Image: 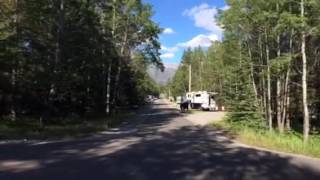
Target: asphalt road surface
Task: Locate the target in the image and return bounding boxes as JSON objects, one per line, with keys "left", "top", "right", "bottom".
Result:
{"left": 1, "top": 99, "right": 320, "bottom": 180}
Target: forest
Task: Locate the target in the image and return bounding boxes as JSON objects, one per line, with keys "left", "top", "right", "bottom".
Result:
{"left": 0, "top": 0, "right": 162, "bottom": 129}
{"left": 169, "top": 0, "right": 320, "bottom": 144}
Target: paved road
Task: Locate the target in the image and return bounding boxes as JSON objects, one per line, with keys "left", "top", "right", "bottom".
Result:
{"left": 1, "top": 100, "right": 320, "bottom": 180}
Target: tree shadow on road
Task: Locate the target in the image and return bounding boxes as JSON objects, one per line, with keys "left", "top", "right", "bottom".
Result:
{"left": 0, "top": 105, "right": 320, "bottom": 180}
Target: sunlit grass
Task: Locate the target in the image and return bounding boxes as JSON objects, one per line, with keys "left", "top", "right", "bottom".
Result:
{"left": 212, "top": 121, "right": 320, "bottom": 158}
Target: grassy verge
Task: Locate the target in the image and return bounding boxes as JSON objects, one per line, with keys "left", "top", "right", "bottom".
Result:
{"left": 211, "top": 121, "right": 320, "bottom": 158}
{"left": 0, "top": 111, "right": 136, "bottom": 140}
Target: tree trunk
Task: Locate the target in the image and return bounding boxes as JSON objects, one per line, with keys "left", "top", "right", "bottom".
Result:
{"left": 106, "top": 63, "right": 112, "bottom": 114}
{"left": 56, "top": 0, "right": 64, "bottom": 70}
{"left": 105, "top": 0, "right": 117, "bottom": 115}
{"left": 276, "top": 38, "right": 283, "bottom": 132}
{"left": 200, "top": 58, "right": 203, "bottom": 91}
{"left": 10, "top": 69, "right": 16, "bottom": 122}
{"left": 188, "top": 64, "right": 192, "bottom": 92}
{"left": 113, "top": 17, "right": 128, "bottom": 106}
{"left": 283, "top": 80, "right": 291, "bottom": 130}
{"left": 282, "top": 29, "right": 294, "bottom": 131}
{"left": 259, "top": 35, "right": 267, "bottom": 120}
{"left": 235, "top": 40, "right": 242, "bottom": 95}
{"left": 301, "top": 0, "right": 310, "bottom": 144}
{"left": 276, "top": 3, "right": 284, "bottom": 133}
{"left": 50, "top": 0, "right": 64, "bottom": 103}
{"left": 265, "top": 27, "right": 272, "bottom": 131}
{"left": 10, "top": 0, "right": 20, "bottom": 122}
{"left": 86, "top": 74, "right": 91, "bottom": 113}
{"left": 285, "top": 91, "right": 291, "bottom": 131}
{"left": 248, "top": 46, "right": 258, "bottom": 105}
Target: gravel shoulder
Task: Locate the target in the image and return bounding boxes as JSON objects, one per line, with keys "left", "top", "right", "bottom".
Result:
{"left": 183, "top": 111, "right": 226, "bottom": 126}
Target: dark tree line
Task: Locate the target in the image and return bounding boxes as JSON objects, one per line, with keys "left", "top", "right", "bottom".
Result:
{"left": 0, "top": 0, "right": 162, "bottom": 122}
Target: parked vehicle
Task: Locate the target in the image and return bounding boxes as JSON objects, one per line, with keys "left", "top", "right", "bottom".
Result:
{"left": 186, "top": 91, "right": 217, "bottom": 111}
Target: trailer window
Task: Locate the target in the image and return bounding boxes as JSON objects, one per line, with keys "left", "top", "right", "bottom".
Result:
{"left": 195, "top": 94, "right": 201, "bottom": 97}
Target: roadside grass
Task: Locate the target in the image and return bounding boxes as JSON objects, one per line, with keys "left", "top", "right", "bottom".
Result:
{"left": 0, "top": 111, "right": 136, "bottom": 140}
{"left": 211, "top": 120, "right": 320, "bottom": 158}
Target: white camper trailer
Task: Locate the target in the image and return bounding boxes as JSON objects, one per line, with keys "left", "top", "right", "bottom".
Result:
{"left": 186, "top": 91, "right": 217, "bottom": 111}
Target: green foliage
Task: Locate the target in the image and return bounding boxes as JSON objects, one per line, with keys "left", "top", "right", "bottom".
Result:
{"left": 217, "top": 0, "right": 320, "bottom": 145}
{"left": 170, "top": 0, "right": 320, "bottom": 138}
{"left": 269, "top": 53, "right": 291, "bottom": 74}
{"left": 0, "top": 0, "right": 162, "bottom": 122}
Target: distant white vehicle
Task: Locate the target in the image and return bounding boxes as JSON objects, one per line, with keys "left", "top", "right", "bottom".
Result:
{"left": 186, "top": 91, "right": 217, "bottom": 111}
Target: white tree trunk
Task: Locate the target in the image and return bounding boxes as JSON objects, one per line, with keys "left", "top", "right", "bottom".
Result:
{"left": 276, "top": 36, "right": 283, "bottom": 132}
{"left": 265, "top": 28, "right": 272, "bottom": 131}
{"left": 301, "top": 0, "right": 310, "bottom": 144}
{"left": 105, "top": 0, "right": 117, "bottom": 115}
{"left": 276, "top": 3, "right": 284, "bottom": 133}
{"left": 106, "top": 64, "right": 112, "bottom": 114}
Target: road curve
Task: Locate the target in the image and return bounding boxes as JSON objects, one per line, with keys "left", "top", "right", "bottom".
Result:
{"left": 1, "top": 99, "right": 320, "bottom": 180}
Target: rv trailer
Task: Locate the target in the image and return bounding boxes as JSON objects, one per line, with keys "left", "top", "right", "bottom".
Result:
{"left": 186, "top": 91, "right": 218, "bottom": 111}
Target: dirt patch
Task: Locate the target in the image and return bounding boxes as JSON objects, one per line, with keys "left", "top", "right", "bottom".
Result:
{"left": 183, "top": 111, "right": 226, "bottom": 126}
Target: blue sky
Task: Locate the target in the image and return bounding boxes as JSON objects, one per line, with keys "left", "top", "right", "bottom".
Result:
{"left": 143, "top": 0, "right": 228, "bottom": 68}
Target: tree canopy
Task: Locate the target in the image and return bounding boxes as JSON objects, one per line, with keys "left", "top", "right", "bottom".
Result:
{"left": 169, "top": 0, "right": 320, "bottom": 143}
{"left": 0, "top": 0, "right": 162, "bottom": 122}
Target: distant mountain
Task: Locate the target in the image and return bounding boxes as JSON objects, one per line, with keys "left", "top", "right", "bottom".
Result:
{"left": 147, "top": 64, "right": 178, "bottom": 85}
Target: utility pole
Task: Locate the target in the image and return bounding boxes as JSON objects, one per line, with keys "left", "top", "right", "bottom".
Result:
{"left": 188, "top": 64, "right": 192, "bottom": 92}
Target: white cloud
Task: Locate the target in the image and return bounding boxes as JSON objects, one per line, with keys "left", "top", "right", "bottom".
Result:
{"left": 221, "top": 5, "right": 230, "bottom": 11}
{"left": 179, "top": 3, "right": 224, "bottom": 49}
{"left": 163, "top": 28, "right": 175, "bottom": 34}
{"left": 161, "top": 45, "right": 178, "bottom": 53}
{"left": 160, "top": 53, "right": 175, "bottom": 59}
{"left": 160, "top": 45, "right": 179, "bottom": 59}
{"left": 183, "top": 3, "right": 222, "bottom": 36}
{"left": 177, "top": 34, "right": 218, "bottom": 48}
